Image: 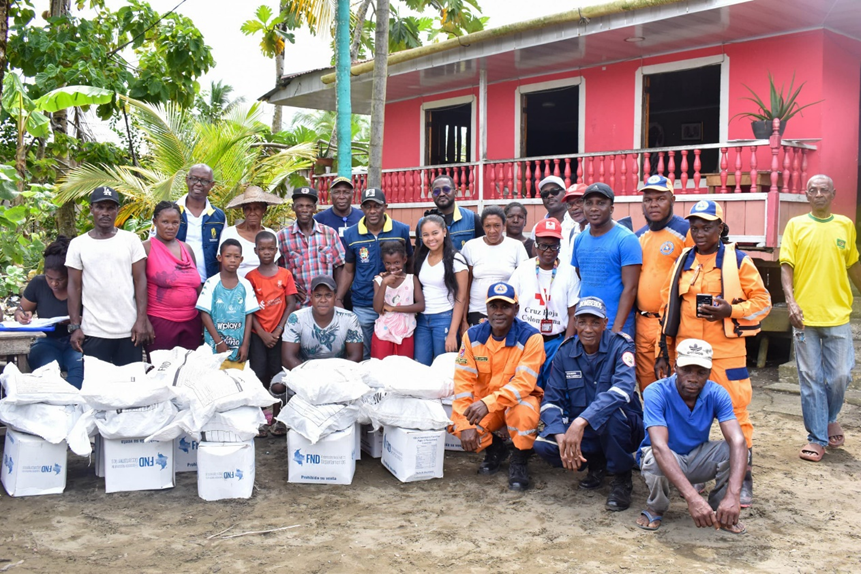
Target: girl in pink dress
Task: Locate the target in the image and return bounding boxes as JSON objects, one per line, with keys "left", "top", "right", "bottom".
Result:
{"left": 371, "top": 241, "right": 425, "bottom": 358}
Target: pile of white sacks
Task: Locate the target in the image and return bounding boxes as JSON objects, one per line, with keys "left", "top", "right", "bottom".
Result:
{"left": 275, "top": 353, "right": 457, "bottom": 484}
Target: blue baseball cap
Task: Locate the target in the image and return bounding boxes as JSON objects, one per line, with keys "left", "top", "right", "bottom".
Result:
{"left": 486, "top": 282, "right": 518, "bottom": 305}
{"left": 574, "top": 296, "right": 608, "bottom": 319}
{"left": 686, "top": 199, "right": 724, "bottom": 222}
{"left": 640, "top": 174, "right": 673, "bottom": 194}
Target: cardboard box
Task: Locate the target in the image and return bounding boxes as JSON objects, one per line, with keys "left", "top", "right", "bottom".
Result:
{"left": 360, "top": 424, "right": 383, "bottom": 458}
{"left": 94, "top": 435, "right": 104, "bottom": 478}
{"left": 287, "top": 426, "right": 356, "bottom": 485}
{"left": 381, "top": 426, "right": 445, "bottom": 483}
{"left": 1, "top": 429, "right": 67, "bottom": 497}
{"left": 353, "top": 423, "right": 361, "bottom": 461}
{"left": 197, "top": 440, "right": 255, "bottom": 501}
{"left": 441, "top": 404, "right": 463, "bottom": 452}
{"left": 102, "top": 437, "right": 175, "bottom": 493}
{"left": 174, "top": 433, "right": 199, "bottom": 473}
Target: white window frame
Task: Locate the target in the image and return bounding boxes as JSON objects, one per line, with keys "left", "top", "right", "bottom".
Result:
{"left": 419, "top": 95, "right": 477, "bottom": 167}
{"left": 633, "top": 54, "right": 730, "bottom": 149}
{"left": 514, "top": 76, "right": 585, "bottom": 158}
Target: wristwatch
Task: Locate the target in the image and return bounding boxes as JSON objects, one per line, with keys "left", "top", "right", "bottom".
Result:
{"left": 67, "top": 323, "right": 81, "bottom": 333}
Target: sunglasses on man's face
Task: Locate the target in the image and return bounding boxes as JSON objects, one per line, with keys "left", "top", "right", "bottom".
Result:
{"left": 540, "top": 187, "right": 563, "bottom": 198}
{"left": 432, "top": 185, "right": 454, "bottom": 197}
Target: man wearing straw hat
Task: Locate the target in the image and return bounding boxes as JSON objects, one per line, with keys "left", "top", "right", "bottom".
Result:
{"left": 219, "top": 186, "right": 284, "bottom": 279}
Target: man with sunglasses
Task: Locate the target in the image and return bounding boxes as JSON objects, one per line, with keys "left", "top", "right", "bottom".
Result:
{"left": 531, "top": 176, "right": 575, "bottom": 267}
{"left": 414, "top": 174, "right": 482, "bottom": 251}
{"left": 174, "top": 164, "right": 226, "bottom": 283}
{"left": 507, "top": 218, "right": 580, "bottom": 388}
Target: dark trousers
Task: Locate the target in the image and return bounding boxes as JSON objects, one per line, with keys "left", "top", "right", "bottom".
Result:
{"left": 82, "top": 336, "right": 143, "bottom": 366}
{"left": 534, "top": 408, "right": 644, "bottom": 474}
{"left": 249, "top": 332, "right": 283, "bottom": 389}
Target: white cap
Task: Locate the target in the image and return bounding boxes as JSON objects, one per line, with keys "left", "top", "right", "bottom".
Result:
{"left": 538, "top": 175, "right": 565, "bottom": 190}
{"left": 676, "top": 339, "right": 713, "bottom": 369}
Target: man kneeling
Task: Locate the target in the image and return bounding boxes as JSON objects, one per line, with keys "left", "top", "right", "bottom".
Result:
{"left": 534, "top": 296, "right": 644, "bottom": 511}
{"left": 449, "top": 283, "right": 546, "bottom": 491}
{"left": 636, "top": 339, "right": 747, "bottom": 534}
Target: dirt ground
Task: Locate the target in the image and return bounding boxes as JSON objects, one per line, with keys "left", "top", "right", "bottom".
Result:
{"left": 1, "top": 367, "right": 860, "bottom": 574}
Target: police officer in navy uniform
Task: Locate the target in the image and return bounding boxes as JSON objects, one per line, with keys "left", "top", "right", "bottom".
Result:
{"left": 534, "top": 296, "right": 644, "bottom": 512}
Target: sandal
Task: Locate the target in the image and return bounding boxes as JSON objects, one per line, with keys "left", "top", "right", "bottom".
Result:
{"left": 256, "top": 425, "right": 269, "bottom": 438}
{"left": 799, "top": 443, "right": 824, "bottom": 462}
{"left": 636, "top": 510, "right": 663, "bottom": 531}
{"left": 269, "top": 421, "right": 288, "bottom": 437}
{"left": 828, "top": 422, "right": 845, "bottom": 448}
{"left": 719, "top": 522, "right": 747, "bottom": 535}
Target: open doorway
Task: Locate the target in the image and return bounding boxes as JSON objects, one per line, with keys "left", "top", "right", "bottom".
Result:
{"left": 520, "top": 85, "right": 580, "bottom": 157}
{"left": 425, "top": 103, "right": 472, "bottom": 165}
{"left": 642, "top": 64, "right": 721, "bottom": 176}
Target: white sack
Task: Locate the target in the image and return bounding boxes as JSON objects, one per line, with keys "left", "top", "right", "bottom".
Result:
{"left": 276, "top": 395, "right": 359, "bottom": 444}
{"left": 94, "top": 401, "right": 179, "bottom": 440}
{"left": 375, "top": 356, "right": 454, "bottom": 400}
{"left": 145, "top": 409, "right": 197, "bottom": 443}
{"left": 355, "top": 390, "right": 386, "bottom": 425}
{"left": 174, "top": 367, "right": 275, "bottom": 428}
{"left": 147, "top": 347, "right": 195, "bottom": 386}
{"left": 0, "top": 402, "right": 80, "bottom": 444}
{"left": 284, "top": 359, "right": 369, "bottom": 405}
{"left": 430, "top": 353, "right": 457, "bottom": 394}
{"left": 80, "top": 356, "right": 173, "bottom": 409}
{"left": 0, "top": 361, "right": 82, "bottom": 406}
{"left": 200, "top": 406, "right": 266, "bottom": 443}
{"left": 357, "top": 358, "right": 384, "bottom": 389}
{"left": 364, "top": 394, "right": 451, "bottom": 431}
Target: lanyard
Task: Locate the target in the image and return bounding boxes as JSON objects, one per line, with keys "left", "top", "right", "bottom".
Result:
{"left": 536, "top": 258, "right": 559, "bottom": 319}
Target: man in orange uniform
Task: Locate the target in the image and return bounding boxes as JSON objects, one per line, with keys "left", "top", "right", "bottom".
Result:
{"left": 634, "top": 175, "right": 693, "bottom": 391}
{"left": 656, "top": 200, "right": 771, "bottom": 507}
{"left": 450, "top": 282, "right": 546, "bottom": 492}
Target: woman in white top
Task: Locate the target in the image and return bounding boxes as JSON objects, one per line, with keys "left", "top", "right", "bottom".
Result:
{"left": 413, "top": 214, "right": 468, "bottom": 366}
{"left": 461, "top": 205, "right": 529, "bottom": 328}
{"left": 219, "top": 186, "right": 282, "bottom": 279}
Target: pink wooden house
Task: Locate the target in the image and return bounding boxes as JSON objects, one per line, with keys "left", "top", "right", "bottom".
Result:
{"left": 264, "top": 0, "right": 861, "bottom": 259}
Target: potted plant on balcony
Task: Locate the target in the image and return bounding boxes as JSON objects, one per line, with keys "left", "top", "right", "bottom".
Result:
{"left": 733, "top": 73, "right": 822, "bottom": 139}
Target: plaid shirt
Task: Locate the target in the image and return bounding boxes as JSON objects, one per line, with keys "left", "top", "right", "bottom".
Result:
{"left": 277, "top": 221, "right": 346, "bottom": 306}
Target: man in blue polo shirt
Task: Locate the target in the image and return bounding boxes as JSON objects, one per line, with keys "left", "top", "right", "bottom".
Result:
{"left": 314, "top": 176, "right": 363, "bottom": 238}
{"left": 337, "top": 188, "right": 413, "bottom": 359}
{"left": 636, "top": 339, "right": 747, "bottom": 534}
{"left": 414, "top": 173, "right": 482, "bottom": 251}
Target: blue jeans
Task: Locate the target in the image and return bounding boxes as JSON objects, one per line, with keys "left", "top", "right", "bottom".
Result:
{"left": 352, "top": 306, "right": 379, "bottom": 361}
{"left": 414, "top": 310, "right": 453, "bottom": 366}
{"left": 794, "top": 323, "right": 855, "bottom": 447}
{"left": 28, "top": 336, "right": 84, "bottom": 389}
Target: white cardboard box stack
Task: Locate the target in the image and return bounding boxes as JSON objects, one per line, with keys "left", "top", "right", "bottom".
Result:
{"left": 287, "top": 425, "right": 356, "bottom": 485}
{"left": 360, "top": 424, "right": 383, "bottom": 458}
{"left": 381, "top": 426, "right": 445, "bottom": 483}
{"left": 102, "top": 437, "right": 176, "bottom": 493}
{"left": 1, "top": 428, "right": 67, "bottom": 497}
{"left": 441, "top": 403, "right": 463, "bottom": 452}
{"left": 197, "top": 440, "right": 255, "bottom": 501}
{"left": 174, "top": 433, "right": 199, "bottom": 473}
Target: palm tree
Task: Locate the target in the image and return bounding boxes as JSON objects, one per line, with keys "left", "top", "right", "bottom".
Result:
{"left": 196, "top": 80, "right": 245, "bottom": 123}
{"left": 56, "top": 96, "right": 315, "bottom": 228}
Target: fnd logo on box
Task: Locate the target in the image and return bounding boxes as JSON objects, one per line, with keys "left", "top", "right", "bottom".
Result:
{"left": 292, "top": 449, "right": 320, "bottom": 466}
{"left": 384, "top": 436, "right": 392, "bottom": 453}
{"left": 178, "top": 437, "right": 198, "bottom": 453}
{"left": 40, "top": 464, "right": 62, "bottom": 475}
{"left": 3, "top": 453, "right": 13, "bottom": 474}
{"left": 222, "top": 469, "right": 244, "bottom": 480}
{"left": 139, "top": 453, "right": 169, "bottom": 469}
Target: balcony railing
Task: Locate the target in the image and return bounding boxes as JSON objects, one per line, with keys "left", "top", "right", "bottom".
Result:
{"left": 310, "top": 126, "right": 816, "bottom": 205}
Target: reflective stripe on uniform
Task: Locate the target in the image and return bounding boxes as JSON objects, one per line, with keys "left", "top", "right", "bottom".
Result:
{"left": 515, "top": 365, "right": 539, "bottom": 378}
{"left": 609, "top": 386, "right": 630, "bottom": 402}
{"left": 453, "top": 391, "right": 474, "bottom": 400}
{"left": 540, "top": 403, "right": 564, "bottom": 413}
{"left": 743, "top": 305, "right": 772, "bottom": 321}
{"left": 502, "top": 383, "right": 522, "bottom": 401}
{"left": 456, "top": 365, "right": 478, "bottom": 375}
{"left": 507, "top": 425, "right": 537, "bottom": 436}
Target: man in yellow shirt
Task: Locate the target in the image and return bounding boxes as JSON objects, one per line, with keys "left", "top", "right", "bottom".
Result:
{"left": 780, "top": 174, "right": 861, "bottom": 463}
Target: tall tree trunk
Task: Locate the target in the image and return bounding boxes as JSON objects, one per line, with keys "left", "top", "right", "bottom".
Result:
{"left": 0, "top": 0, "right": 10, "bottom": 102}
{"left": 335, "top": 0, "right": 352, "bottom": 177}
{"left": 51, "top": 0, "right": 76, "bottom": 238}
{"left": 272, "top": 49, "right": 284, "bottom": 133}
{"left": 350, "top": 0, "right": 372, "bottom": 62}
{"left": 367, "top": 0, "right": 388, "bottom": 189}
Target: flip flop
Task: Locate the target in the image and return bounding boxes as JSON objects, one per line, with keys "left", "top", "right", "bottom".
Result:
{"left": 799, "top": 443, "right": 824, "bottom": 462}
{"left": 256, "top": 425, "right": 269, "bottom": 438}
{"left": 637, "top": 510, "right": 663, "bottom": 531}
{"left": 828, "top": 422, "right": 845, "bottom": 448}
{"left": 269, "top": 421, "right": 288, "bottom": 437}
{"left": 719, "top": 522, "right": 747, "bottom": 535}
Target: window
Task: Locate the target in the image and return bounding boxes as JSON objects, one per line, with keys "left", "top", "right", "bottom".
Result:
{"left": 425, "top": 103, "right": 472, "bottom": 165}
{"left": 520, "top": 85, "right": 580, "bottom": 157}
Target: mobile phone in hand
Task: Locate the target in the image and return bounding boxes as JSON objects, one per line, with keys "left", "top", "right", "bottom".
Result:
{"left": 696, "top": 294, "right": 713, "bottom": 318}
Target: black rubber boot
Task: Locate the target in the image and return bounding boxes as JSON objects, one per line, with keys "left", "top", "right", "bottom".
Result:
{"left": 508, "top": 448, "right": 532, "bottom": 491}
{"left": 605, "top": 469, "right": 634, "bottom": 511}
{"left": 579, "top": 461, "right": 607, "bottom": 490}
{"left": 740, "top": 448, "right": 753, "bottom": 508}
{"left": 478, "top": 437, "right": 509, "bottom": 475}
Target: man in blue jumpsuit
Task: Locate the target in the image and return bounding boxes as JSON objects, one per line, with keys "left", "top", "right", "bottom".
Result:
{"left": 534, "top": 296, "right": 644, "bottom": 511}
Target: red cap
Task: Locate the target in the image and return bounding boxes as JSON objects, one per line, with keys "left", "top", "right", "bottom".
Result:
{"left": 564, "top": 183, "right": 587, "bottom": 201}
{"left": 534, "top": 217, "right": 563, "bottom": 239}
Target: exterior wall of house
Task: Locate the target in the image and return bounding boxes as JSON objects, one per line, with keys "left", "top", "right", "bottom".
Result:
{"left": 381, "top": 29, "right": 861, "bottom": 219}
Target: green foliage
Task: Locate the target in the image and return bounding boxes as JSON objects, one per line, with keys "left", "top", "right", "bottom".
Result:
{"left": 194, "top": 80, "right": 246, "bottom": 124}
{"left": 241, "top": 5, "right": 294, "bottom": 58}
{"left": 732, "top": 72, "right": 824, "bottom": 123}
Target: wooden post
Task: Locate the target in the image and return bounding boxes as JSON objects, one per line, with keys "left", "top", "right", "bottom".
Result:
{"left": 766, "top": 118, "right": 781, "bottom": 248}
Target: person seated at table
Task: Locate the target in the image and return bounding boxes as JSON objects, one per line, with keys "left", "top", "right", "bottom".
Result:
{"left": 270, "top": 275, "right": 363, "bottom": 396}
{"left": 14, "top": 236, "right": 83, "bottom": 388}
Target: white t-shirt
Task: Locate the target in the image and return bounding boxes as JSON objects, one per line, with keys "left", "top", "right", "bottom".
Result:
{"left": 507, "top": 257, "right": 581, "bottom": 336}
{"left": 218, "top": 225, "right": 279, "bottom": 279}
{"left": 461, "top": 237, "right": 529, "bottom": 315}
{"left": 418, "top": 254, "right": 468, "bottom": 315}
{"left": 176, "top": 194, "right": 211, "bottom": 283}
{"left": 65, "top": 230, "right": 147, "bottom": 339}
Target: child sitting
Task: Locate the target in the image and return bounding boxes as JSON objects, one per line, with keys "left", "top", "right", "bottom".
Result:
{"left": 371, "top": 241, "right": 424, "bottom": 359}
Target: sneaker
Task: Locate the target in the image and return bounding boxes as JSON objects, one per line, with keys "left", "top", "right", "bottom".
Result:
{"left": 478, "top": 439, "right": 509, "bottom": 476}
{"left": 605, "top": 470, "right": 633, "bottom": 512}
{"left": 579, "top": 466, "right": 606, "bottom": 490}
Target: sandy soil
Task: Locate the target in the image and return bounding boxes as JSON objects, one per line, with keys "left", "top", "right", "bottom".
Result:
{"left": 1, "top": 368, "right": 860, "bottom": 574}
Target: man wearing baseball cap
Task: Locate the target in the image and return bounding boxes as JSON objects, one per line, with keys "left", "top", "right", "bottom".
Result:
{"left": 338, "top": 188, "right": 413, "bottom": 359}
{"left": 570, "top": 182, "right": 642, "bottom": 337}
{"left": 636, "top": 339, "right": 747, "bottom": 534}
{"left": 449, "top": 282, "right": 546, "bottom": 491}
{"left": 634, "top": 174, "right": 693, "bottom": 392}
{"left": 530, "top": 176, "right": 576, "bottom": 267}
{"left": 66, "top": 187, "right": 153, "bottom": 365}
{"left": 507, "top": 217, "right": 580, "bottom": 387}
{"left": 535, "top": 296, "right": 643, "bottom": 512}
{"left": 656, "top": 199, "right": 770, "bottom": 508}
{"left": 314, "top": 176, "right": 363, "bottom": 237}
{"left": 564, "top": 183, "right": 588, "bottom": 239}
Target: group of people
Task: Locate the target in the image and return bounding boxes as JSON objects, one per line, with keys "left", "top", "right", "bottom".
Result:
{"left": 14, "top": 161, "right": 857, "bottom": 532}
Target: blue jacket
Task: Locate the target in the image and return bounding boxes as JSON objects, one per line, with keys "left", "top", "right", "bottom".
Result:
{"left": 175, "top": 201, "right": 226, "bottom": 280}
{"left": 342, "top": 214, "right": 414, "bottom": 307}
{"left": 416, "top": 204, "right": 480, "bottom": 251}
{"left": 540, "top": 330, "right": 642, "bottom": 437}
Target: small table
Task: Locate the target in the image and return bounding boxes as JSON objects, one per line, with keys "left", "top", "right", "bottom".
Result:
{"left": 0, "top": 330, "right": 45, "bottom": 372}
